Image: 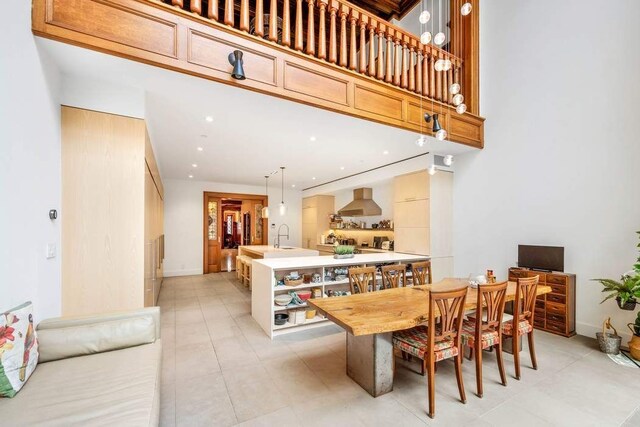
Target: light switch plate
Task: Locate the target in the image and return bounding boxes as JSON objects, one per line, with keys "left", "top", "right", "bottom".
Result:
{"left": 46, "top": 243, "right": 56, "bottom": 259}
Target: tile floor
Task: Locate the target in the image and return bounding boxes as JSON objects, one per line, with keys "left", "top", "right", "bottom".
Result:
{"left": 159, "top": 273, "right": 640, "bottom": 427}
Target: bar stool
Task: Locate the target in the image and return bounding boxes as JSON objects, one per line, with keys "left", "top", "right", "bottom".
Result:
{"left": 381, "top": 264, "right": 407, "bottom": 289}
{"left": 235, "top": 256, "right": 243, "bottom": 279}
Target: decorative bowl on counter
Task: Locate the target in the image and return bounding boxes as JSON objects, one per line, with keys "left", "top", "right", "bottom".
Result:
{"left": 296, "top": 290, "right": 312, "bottom": 301}
{"left": 274, "top": 294, "right": 293, "bottom": 306}
{"left": 284, "top": 277, "right": 304, "bottom": 286}
{"left": 274, "top": 313, "right": 289, "bottom": 325}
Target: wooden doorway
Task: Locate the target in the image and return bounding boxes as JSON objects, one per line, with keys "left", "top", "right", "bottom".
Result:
{"left": 203, "top": 192, "right": 268, "bottom": 274}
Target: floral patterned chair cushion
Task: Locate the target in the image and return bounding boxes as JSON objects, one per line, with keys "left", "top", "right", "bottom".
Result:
{"left": 460, "top": 320, "right": 500, "bottom": 349}
{"left": 392, "top": 325, "right": 459, "bottom": 362}
{"left": 502, "top": 319, "right": 533, "bottom": 336}
{"left": 0, "top": 302, "right": 39, "bottom": 398}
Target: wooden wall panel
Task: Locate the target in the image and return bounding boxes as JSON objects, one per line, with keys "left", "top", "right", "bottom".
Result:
{"left": 354, "top": 85, "right": 404, "bottom": 121}
{"left": 145, "top": 128, "right": 164, "bottom": 198}
{"left": 62, "top": 106, "right": 146, "bottom": 316}
{"left": 48, "top": 0, "right": 178, "bottom": 58}
{"left": 283, "top": 62, "right": 349, "bottom": 105}
{"left": 449, "top": 114, "right": 483, "bottom": 147}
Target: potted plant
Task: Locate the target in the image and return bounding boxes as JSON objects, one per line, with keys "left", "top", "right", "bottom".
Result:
{"left": 593, "top": 231, "right": 640, "bottom": 310}
{"left": 333, "top": 245, "right": 355, "bottom": 259}
{"left": 628, "top": 311, "right": 640, "bottom": 360}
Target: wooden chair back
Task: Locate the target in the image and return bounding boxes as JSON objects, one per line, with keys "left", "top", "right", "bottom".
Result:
{"left": 348, "top": 266, "right": 377, "bottom": 294}
{"left": 429, "top": 287, "right": 468, "bottom": 346}
{"left": 381, "top": 264, "right": 407, "bottom": 289}
{"left": 411, "top": 261, "right": 432, "bottom": 286}
{"left": 514, "top": 276, "right": 539, "bottom": 324}
{"left": 475, "top": 281, "right": 508, "bottom": 335}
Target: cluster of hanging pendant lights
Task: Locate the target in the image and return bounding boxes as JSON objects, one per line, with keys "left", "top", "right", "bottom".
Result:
{"left": 416, "top": 1, "right": 471, "bottom": 147}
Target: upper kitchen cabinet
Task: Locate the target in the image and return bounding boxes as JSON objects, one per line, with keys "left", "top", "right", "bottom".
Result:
{"left": 302, "top": 195, "right": 335, "bottom": 250}
{"left": 394, "top": 170, "right": 430, "bottom": 202}
{"left": 62, "top": 107, "right": 164, "bottom": 316}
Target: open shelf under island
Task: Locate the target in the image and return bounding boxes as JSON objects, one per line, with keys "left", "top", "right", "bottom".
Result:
{"left": 251, "top": 253, "right": 429, "bottom": 338}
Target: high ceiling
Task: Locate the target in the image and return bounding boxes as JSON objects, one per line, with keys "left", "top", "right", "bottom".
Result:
{"left": 39, "top": 38, "right": 474, "bottom": 189}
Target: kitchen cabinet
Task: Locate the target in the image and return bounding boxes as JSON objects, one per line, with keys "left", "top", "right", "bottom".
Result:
{"left": 62, "top": 107, "right": 164, "bottom": 316}
{"left": 393, "top": 170, "right": 453, "bottom": 280}
{"left": 301, "top": 195, "right": 334, "bottom": 249}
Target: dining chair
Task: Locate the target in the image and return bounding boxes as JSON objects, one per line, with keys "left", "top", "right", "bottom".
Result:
{"left": 461, "top": 281, "right": 508, "bottom": 398}
{"left": 392, "top": 286, "right": 468, "bottom": 418}
{"left": 381, "top": 264, "right": 407, "bottom": 289}
{"left": 410, "top": 261, "right": 433, "bottom": 286}
{"left": 503, "top": 276, "right": 539, "bottom": 380}
{"left": 348, "top": 266, "right": 376, "bottom": 294}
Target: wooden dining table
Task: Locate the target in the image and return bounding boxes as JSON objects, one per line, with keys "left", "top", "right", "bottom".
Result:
{"left": 308, "top": 278, "right": 552, "bottom": 397}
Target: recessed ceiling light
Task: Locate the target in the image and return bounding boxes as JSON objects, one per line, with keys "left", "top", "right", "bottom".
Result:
{"left": 197, "top": 147, "right": 203, "bottom": 151}
{"left": 205, "top": 116, "right": 213, "bottom": 122}
{"left": 383, "top": 150, "right": 389, "bottom": 155}
{"left": 192, "top": 163, "right": 198, "bottom": 168}
{"left": 188, "top": 174, "right": 194, "bottom": 178}
{"left": 312, "top": 177, "right": 316, "bottom": 180}
{"left": 340, "top": 166, "right": 345, "bottom": 170}
{"left": 291, "top": 184, "right": 296, "bottom": 188}
{"left": 310, "top": 136, "right": 316, "bottom": 141}
{"left": 200, "top": 134, "right": 208, "bottom": 138}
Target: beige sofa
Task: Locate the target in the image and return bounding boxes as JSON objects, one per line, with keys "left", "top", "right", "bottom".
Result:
{"left": 0, "top": 307, "right": 162, "bottom": 426}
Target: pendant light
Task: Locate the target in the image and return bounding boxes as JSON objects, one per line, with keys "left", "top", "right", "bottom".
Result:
{"left": 278, "top": 166, "right": 286, "bottom": 216}
{"left": 261, "top": 175, "right": 270, "bottom": 219}
{"left": 461, "top": 2, "right": 472, "bottom": 16}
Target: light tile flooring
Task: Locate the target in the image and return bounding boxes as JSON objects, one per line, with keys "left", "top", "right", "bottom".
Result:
{"left": 159, "top": 273, "right": 640, "bottom": 426}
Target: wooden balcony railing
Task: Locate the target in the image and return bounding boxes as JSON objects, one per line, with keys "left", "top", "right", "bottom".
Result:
{"left": 163, "top": 0, "right": 464, "bottom": 107}
{"left": 32, "top": 0, "right": 483, "bottom": 147}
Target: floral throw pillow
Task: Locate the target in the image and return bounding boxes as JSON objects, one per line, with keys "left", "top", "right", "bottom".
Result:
{"left": 0, "top": 302, "right": 39, "bottom": 398}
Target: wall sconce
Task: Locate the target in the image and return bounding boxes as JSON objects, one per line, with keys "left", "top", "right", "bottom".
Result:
{"left": 424, "top": 113, "right": 442, "bottom": 133}
{"left": 228, "top": 50, "right": 246, "bottom": 80}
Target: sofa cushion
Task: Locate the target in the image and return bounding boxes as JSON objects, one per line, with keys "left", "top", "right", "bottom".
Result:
{"left": 0, "top": 302, "right": 39, "bottom": 397}
{"left": 0, "top": 340, "right": 162, "bottom": 426}
{"left": 37, "top": 315, "right": 156, "bottom": 363}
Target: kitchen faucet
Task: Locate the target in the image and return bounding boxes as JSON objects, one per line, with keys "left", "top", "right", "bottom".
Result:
{"left": 274, "top": 223, "right": 290, "bottom": 248}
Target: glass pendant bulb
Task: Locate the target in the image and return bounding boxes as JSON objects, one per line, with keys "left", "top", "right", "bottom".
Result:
{"left": 442, "top": 59, "right": 452, "bottom": 71}
{"left": 428, "top": 164, "right": 437, "bottom": 175}
{"left": 415, "top": 135, "right": 427, "bottom": 147}
{"left": 420, "top": 31, "right": 432, "bottom": 44}
{"left": 436, "top": 129, "right": 447, "bottom": 141}
{"left": 279, "top": 202, "right": 286, "bottom": 216}
{"left": 443, "top": 155, "right": 454, "bottom": 166}
{"left": 434, "top": 59, "right": 445, "bottom": 71}
{"left": 419, "top": 10, "right": 431, "bottom": 24}
{"left": 456, "top": 103, "right": 467, "bottom": 114}
{"left": 449, "top": 83, "right": 461, "bottom": 94}
{"left": 453, "top": 94, "right": 464, "bottom": 106}
{"left": 434, "top": 32, "right": 446, "bottom": 46}
{"left": 461, "top": 2, "right": 472, "bottom": 16}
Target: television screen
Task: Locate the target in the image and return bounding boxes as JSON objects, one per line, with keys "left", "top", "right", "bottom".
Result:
{"left": 518, "top": 245, "right": 564, "bottom": 272}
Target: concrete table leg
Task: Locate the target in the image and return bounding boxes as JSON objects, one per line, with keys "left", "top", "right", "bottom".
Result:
{"left": 346, "top": 332, "right": 394, "bottom": 397}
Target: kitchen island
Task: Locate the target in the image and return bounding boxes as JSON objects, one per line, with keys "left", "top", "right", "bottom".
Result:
{"left": 251, "top": 252, "right": 428, "bottom": 338}
{"left": 238, "top": 245, "right": 319, "bottom": 259}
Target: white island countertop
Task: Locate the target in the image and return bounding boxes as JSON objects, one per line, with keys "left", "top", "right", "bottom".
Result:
{"left": 254, "top": 252, "right": 428, "bottom": 270}
{"left": 238, "top": 245, "right": 319, "bottom": 259}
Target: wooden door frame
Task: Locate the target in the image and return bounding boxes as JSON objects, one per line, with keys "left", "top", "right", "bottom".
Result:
{"left": 203, "top": 191, "right": 268, "bottom": 274}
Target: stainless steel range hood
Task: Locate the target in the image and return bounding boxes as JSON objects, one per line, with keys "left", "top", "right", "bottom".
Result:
{"left": 337, "top": 188, "right": 382, "bottom": 217}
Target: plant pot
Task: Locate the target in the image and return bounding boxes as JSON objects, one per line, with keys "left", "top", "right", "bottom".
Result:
{"left": 628, "top": 335, "right": 640, "bottom": 361}
{"left": 616, "top": 297, "right": 637, "bottom": 310}
{"left": 333, "top": 254, "right": 355, "bottom": 259}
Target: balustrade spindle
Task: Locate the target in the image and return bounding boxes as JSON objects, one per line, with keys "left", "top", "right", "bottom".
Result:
{"left": 240, "top": 0, "right": 250, "bottom": 32}
{"left": 416, "top": 49, "right": 423, "bottom": 94}
{"left": 435, "top": 53, "right": 442, "bottom": 101}
{"left": 339, "top": 6, "right": 348, "bottom": 67}
{"left": 401, "top": 35, "right": 408, "bottom": 89}
{"left": 282, "top": 0, "right": 291, "bottom": 46}
{"left": 255, "top": 0, "right": 264, "bottom": 36}
{"left": 393, "top": 32, "right": 401, "bottom": 86}
{"left": 368, "top": 19, "right": 377, "bottom": 77}
{"left": 190, "top": 0, "right": 202, "bottom": 15}
{"left": 429, "top": 52, "right": 436, "bottom": 97}
{"left": 294, "top": 0, "right": 303, "bottom": 51}
{"left": 207, "top": 0, "right": 218, "bottom": 21}
{"left": 442, "top": 56, "right": 448, "bottom": 101}
{"left": 385, "top": 28, "right": 394, "bottom": 84}
{"left": 306, "top": 0, "right": 316, "bottom": 55}
{"left": 268, "top": 0, "right": 278, "bottom": 41}
{"left": 409, "top": 39, "right": 416, "bottom": 92}
{"left": 224, "top": 0, "right": 234, "bottom": 26}
{"left": 329, "top": 1, "right": 338, "bottom": 63}
{"left": 171, "top": 0, "right": 183, "bottom": 9}
{"left": 318, "top": 0, "right": 328, "bottom": 59}
{"left": 447, "top": 66, "right": 454, "bottom": 103}
{"left": 349, "top": 11, "right": 358, "bottom": 71}
{"left": 454, "top": 64, "right": 461, "bottom": 88}
{"left": 376, "top": 23, "right": 385, "bottom": 80}
{"left": 359, "top": 16, "right": 368, "bottom": 74}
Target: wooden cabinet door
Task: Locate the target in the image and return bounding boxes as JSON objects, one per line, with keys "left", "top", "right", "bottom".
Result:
{"left": 394, "top": 227, "right": 430, "bottom": 255}
{"left": 144, "top": 167, "right": 155, "bottom": 307}
{"left": 394, "top": 170, "right": 430, "bottom": 202}
{"left": 205, "top": 195, "right": 222, "bottom": 273}
{"left": 394, "top": 199, "right": 430, "bottom": 228}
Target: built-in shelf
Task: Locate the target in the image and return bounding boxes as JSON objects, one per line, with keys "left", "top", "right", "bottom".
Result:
{"left": 273, "top": 302, "right": 308, "bottom": 311}
{"left": 273, "top": 315, "right": 328, "bottom": 330}
{"left": 330, "top": 228, "right": 394, "bottom": 232}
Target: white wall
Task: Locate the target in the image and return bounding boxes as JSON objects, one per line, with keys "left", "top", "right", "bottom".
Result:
{"left": 0, "top": 3, "right": 62, "bottom": 319}
{"left": 163, "top": 179, "right": 302, "bottom": 276}
{"left": 454, "top": 0, "right": 640, "bottom": 342}
{"left": 61, "top": 74, "right": 145, "bottom": 118}
{"left": 393, "top": 0, "right": 450, "bottom": 41}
